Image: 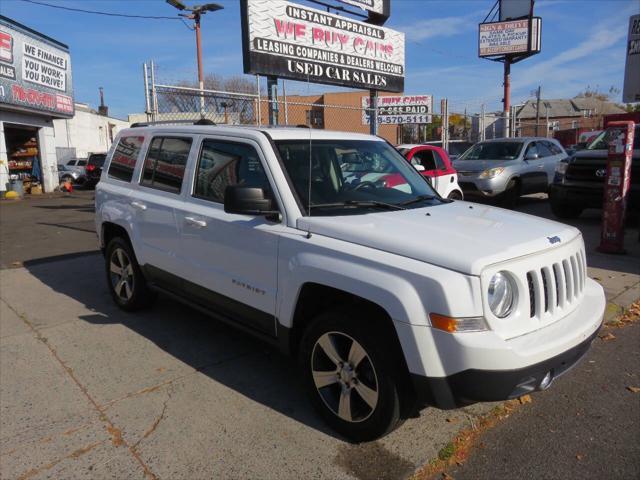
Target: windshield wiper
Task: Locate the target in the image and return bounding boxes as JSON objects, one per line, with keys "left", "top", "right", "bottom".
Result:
{"left": 310, "top": 200, "right": 406, "bottom": 211}
{"left": 397, "top": 194, "right": 436, "bottom": 206}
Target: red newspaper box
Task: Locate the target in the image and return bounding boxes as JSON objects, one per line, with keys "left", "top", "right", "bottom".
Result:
{"left": 597, "top": 121, "right": 635, "bottom": 254}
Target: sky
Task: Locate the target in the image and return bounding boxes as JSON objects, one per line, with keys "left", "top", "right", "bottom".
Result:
{"left": 1, "top": 0, "right": 638, "bottom": 119}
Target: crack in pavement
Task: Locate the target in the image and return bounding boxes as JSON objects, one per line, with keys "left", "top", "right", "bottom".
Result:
{"left": 132, "top": 386, "right": 173, "bottom": 452}
{"left": 3, "top": 300, "right": 160, "bottom": 480}
{"left": 15, "top": 441, "right": 104, "bottom": 480}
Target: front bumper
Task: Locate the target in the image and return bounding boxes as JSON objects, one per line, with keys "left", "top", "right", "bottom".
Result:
{"left": 411, "top": 326, "right": 599, "bottom": 409}
{"left": 458, "top": 175, "right": 508, "bottom": 197}
{"left": 550, "top": 182, "right": 639, "bottom": 209}
{"left": 402, "top": 277, "right": 605, "bottom": 409}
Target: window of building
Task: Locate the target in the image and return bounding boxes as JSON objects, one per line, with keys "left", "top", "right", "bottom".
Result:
{"left": 108, "top": 136, "right": 144, "bottom": 182}
{"left": 140, "top": 137, "right": 192, "bottom": 193}
{"left": 305, "top": 109, "right": 324, "bottom": 127}
{"left": 194, "top": 140, "right": 271, "bottom": 203}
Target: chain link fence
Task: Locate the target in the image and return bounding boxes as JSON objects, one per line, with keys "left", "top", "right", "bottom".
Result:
{"left": 141, "top": 62, "right": 487, "bottom": 147}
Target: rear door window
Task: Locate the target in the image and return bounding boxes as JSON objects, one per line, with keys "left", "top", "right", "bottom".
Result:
{"left": 108, "top": 136, "right": 144, "bottom": 182}
{"left": 141, "top": 137, "right": 192, "bottom": 194}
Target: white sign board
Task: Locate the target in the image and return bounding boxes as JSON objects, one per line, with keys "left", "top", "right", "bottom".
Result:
{"left": 623, "top": 14, "right": 640, "bottom": 103}
{"left": 241, "top": 0, "right": 405, "bottom": 92}
{"left": 361, "top": 95, "right": 433, "bottom": 124}
{"left": 478, "top": 18, "right": 540, "bottom": 57}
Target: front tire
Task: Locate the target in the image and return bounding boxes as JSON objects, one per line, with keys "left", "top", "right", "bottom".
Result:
{"left": 447, "top": 190, "right": 463, "bottom": 200}
{"left": 299, "top": 310, "right": 402, "bottom": 442}
{"left": 105, "top": 237, "right": 155, "bottom": 311}
{"left": 500, "top": 178, "right": 520, "bottom": 208}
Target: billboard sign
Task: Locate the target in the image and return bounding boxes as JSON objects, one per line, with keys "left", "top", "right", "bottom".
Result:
{"left": 478, "top": 17, "right": 541, "bottom": 57}
{"left": 0, "top": 16, "right": 74, "bottom": 118}
{"left": 361, "top": 95, "right": 433, "bottom": 124}
{"left": 240, "top": 0, "right": 405, "bottom": 92}
{"left": 623, "top": 14, "right": 640, "bottom": 103}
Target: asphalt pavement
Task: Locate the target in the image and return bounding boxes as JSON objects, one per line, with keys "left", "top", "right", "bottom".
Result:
{"left": 0, "top": 193, "right": 638, "bottom": 479}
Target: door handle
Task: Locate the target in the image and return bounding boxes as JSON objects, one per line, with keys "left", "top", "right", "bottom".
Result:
{"left": 184, "top": 216, "right": 207, "bottom": 228}
{"left": 131, "top": 201, "right": 147, "bottom": 211}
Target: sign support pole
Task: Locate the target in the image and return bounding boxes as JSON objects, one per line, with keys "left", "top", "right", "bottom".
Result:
{"left": 267, "top": 76, "right": 279, "bottom": 126}
{"left": 503, "top": 57, "right": 511, "bottom": 138}
{"left": 369, "top": 90, "right": 378, "bottom": 135}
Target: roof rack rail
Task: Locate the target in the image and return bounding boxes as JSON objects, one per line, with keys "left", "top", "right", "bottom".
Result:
{"left": 130, "top": 119, "right": 216, "bottom": 128}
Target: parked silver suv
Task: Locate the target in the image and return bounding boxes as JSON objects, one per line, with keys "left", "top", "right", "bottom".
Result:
{"left": 454, "top": 138, "right": 567, "bottom": 206}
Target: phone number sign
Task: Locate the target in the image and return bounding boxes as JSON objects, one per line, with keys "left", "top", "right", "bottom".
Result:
{"left": 361, "top": 95, "right": 433, "bottom": 124}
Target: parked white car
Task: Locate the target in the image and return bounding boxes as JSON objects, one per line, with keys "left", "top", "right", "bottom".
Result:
{"left": 95, "top": 126, "right": 605, "bottom": 441}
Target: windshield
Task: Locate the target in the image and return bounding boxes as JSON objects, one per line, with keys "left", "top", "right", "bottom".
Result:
{"left": 587, "top": 126, "right": 640, "bottom": 150}
{"left": 448, "top": 142, "right": 473, "bottom": 157}
{"left": 457, "top": 141, "right": 524, "bottom": 160}
{"left": 274, "top": 140, "right": 441, "bottom": 215}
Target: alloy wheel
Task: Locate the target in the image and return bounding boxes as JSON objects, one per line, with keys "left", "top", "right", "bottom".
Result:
{"left": 311, "top": 332, "right": 379, "bottom": 423}
{"left": 109, "top": 247, "right": 134, "bottom": 301}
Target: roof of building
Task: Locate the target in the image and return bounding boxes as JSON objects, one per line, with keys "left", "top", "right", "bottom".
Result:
{"left": 516, "top": 97, "right": 626, "bottom": 119}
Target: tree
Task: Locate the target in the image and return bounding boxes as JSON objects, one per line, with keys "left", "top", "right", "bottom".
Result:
{"left": 625, "top": 103, "right": 640, "bottom": 113}
{"left": 574, "top": 85, "right": 620, "bottom": 101}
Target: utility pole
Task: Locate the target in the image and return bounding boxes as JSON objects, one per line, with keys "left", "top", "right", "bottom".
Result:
{"left": 535, "top": 85, "right": 542, "bottom": 136}
{"left": 166, "top": 0, "right": 224, "bottom": 118}
{"left": 480, "top": 103, "right": 485, "bottom": 141}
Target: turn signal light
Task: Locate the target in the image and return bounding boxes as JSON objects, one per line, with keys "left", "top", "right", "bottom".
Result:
{"left": 430, "top": 313, "right": 489, "bottom": 333}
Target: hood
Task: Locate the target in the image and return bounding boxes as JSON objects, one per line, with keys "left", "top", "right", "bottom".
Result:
{"left": 297, "top": 201, "right": 579, "bottom": 275}
{"left": 453, "top": 159, "right": 518, "bottom": 173}
{"left": 572, "top": 149, "right": 608, "bottom": 160}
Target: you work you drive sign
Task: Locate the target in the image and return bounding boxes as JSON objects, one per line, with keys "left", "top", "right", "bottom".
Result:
{"left": 240, "top": 0, "right": 405, "bottom": 92}
{"left": 0, "top": 17, "right": 73, "bottom": 118}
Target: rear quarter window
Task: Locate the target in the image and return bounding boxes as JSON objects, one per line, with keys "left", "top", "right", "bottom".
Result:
{"left": 108, "top": 136, "right": 144, "bottom": 182}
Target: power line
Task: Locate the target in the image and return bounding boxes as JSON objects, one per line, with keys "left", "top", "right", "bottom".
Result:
{"left": 18, "top": 0, "right": 182, "bottom": 20}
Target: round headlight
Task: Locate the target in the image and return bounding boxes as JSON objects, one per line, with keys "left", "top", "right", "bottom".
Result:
{"left": 488, "top": 272, "right": 515, "bottom": 318}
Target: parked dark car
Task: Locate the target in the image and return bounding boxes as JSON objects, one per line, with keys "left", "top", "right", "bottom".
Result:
{"left": 84, "top": 153, "right": 107, "bottom": 187}
{"left": 549, "top": 125, "right": 639, "bottom": 219}
{"left": 423, "top": 140, "right": 473, "bottom": 160}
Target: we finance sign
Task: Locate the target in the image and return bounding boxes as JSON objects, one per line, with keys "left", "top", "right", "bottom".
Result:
{"left": 0, "top": 17, "right": 73, "bottom": 118}
{"left": 240, "top": 0, "right": 405, "bottom": 92}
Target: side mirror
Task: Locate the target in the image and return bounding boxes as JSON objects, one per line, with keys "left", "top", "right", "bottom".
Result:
{"left": 525, "top": 152, "right": 540, "bottom": 160}
{"left": 224, "top": 186, "right": 278, "bottom": 217}
{"left": 414, "top": 164, "right": 426, "bottom": 172}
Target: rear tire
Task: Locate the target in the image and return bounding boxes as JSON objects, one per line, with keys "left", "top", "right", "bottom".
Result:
{"left": 105, "top": 237, "right": 156, "bottom": 311}
{"left": 299, "top": 309, "right": 402, "bottom": 442}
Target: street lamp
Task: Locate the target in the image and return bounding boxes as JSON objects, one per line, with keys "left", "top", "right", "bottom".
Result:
{"left": 166, "top": 0, "right": 224, "bottom": 117}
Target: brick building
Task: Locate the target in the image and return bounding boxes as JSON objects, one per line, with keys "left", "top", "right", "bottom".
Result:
{"left": 515, "top": 97, "right": 626, "bottom": 137}
{"left": 259, "top": 90, "right": 401, "bottom": 144}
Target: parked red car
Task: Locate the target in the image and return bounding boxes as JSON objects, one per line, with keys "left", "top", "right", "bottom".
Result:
{"left": 395, "top": 144, "right": 464, "bottom": 199}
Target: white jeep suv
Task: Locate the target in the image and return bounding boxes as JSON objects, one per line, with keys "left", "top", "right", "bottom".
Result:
{"left": 95, "top": 125, "right": 605, "bottom": 441}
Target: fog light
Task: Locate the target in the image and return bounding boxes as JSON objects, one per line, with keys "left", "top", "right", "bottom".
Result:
{"left": 539, "top": 371, "right": 553, "bottom": 390}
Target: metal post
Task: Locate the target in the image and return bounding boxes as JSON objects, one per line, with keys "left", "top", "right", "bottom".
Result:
{"left": 480, "top": 103, "right": 485, "bottom": 141}
{"left": 545, "top": 104, "right": 550, "bottom": 138}
{"left": 150, "top": 60, "right": 158, "bottom": 122}
{"left": 194, "top": 12, "right": 206, "bottom": 117}
{"left": 369, "top": 90, "right": 378, "bottom": 135}
{"left": 267, "top": 76, "right": 278, "bottom": 126}
{"left": 441, "top": 98, "right": 449, "bottom": 152}
{"left": 256, "top": 75, "right": 261, "bottom": 126}
{"left": 282, "top": 79, "right": 289, "bottom": 126}
{"left": 535, "top": 86, "right": 542, "bottom": 137}
{"left": 503, "top": 58, "right": 511, "bottom": 138}
{"left": 143, "top": 63, "right": 151, "bottom": 117}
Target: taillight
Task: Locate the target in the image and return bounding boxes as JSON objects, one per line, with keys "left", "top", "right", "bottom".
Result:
{"left": 86, "top": 164, "right": 96, "bottom": 172}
